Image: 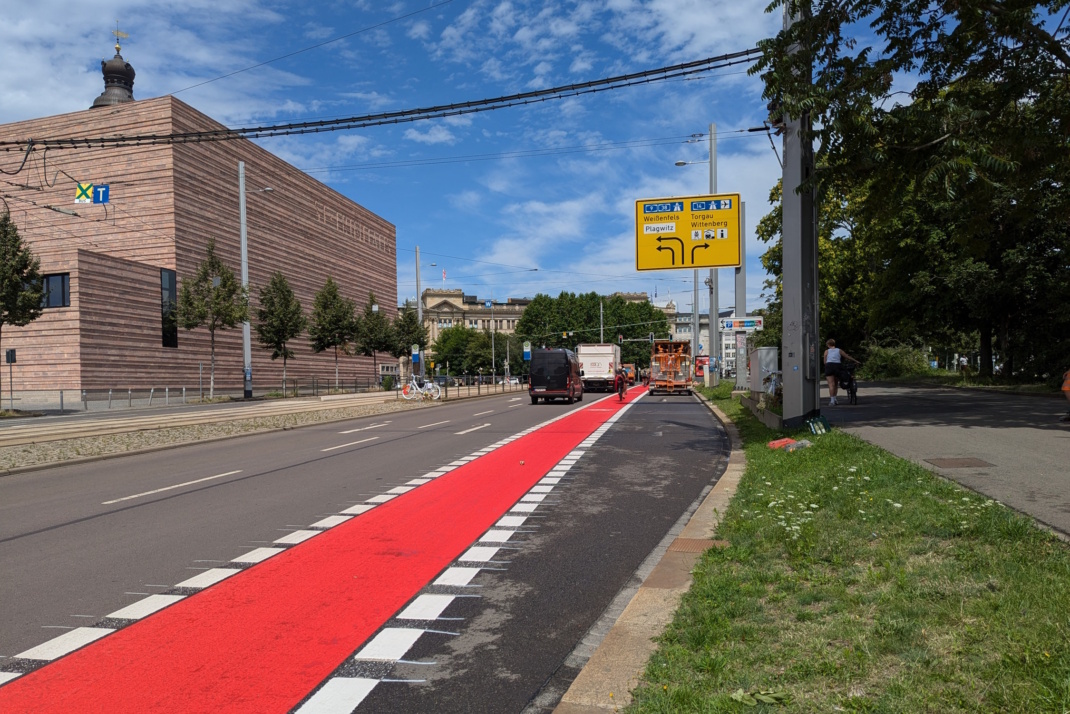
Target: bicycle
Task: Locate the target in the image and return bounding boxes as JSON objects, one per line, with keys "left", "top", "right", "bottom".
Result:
{"left": 401, "top": 375, "right": 441, "bottom": 401}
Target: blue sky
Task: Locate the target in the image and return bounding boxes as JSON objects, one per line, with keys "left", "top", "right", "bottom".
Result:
{"left": 0, "top": 0, "right": 785, "bottom": 316}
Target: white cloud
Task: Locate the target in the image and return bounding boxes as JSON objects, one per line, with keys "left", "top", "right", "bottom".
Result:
{"left": 404, "top": 125, "right": 458, "bottom": 144}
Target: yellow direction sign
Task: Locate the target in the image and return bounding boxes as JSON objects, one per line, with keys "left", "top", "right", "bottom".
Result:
{"left": 635, "top": 193, "right": 742, "bottom": 271}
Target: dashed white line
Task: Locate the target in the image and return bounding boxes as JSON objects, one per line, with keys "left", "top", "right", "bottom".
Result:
{"left": 459, "top": 546, "right": 500, "bottom": 562}
{"left": 338, "top": 422, "right": 391, "bottom": 434}
{"left": 310, "top": 515, "right": 352, "bottom": 529}
{"left": 107, "top": 594, "right": 184, "bottom": 620}
{"left": 479, "top": 530, "right": 514, "bottom": 542}
{"left": 434, "top": 567, "right": 481, "bottom": 587}
{"left": 231, "top": 547, "right": 284, "bottom": 564}
{"left": 275, "top": 530, "right": 319, "bottom": 545}
{"left": 398, "top": 594, "right": 455, "bottom": 621}
{"left": 496, "top": 516, "right": 527, "bottom": 528}
{"left": 175, "top": 568, "right": 239, "bottom": 589}
{"left": 455, "top": 423, "right": 491, "bottom": 435}
{"left": 366, "top": 494, "right": 397, "bottom": 504}
{"left": 102, "top": 470, "right": 243, "bottom": 505}
{"left": 509, "top": 404, "right": 523, "bottom": 408}
{"left": 321, "top": 436, "right": 379, "bottom": 452}
{"left": 0, "top": 672, "right": 21, "bottom": 684}
{"left": 417, "top": 420, "right": 451, "bottom": 429}
{"left": 295, "top": 678, "right": 378, "bottom": 714}
{"left": 354, "top": 628, "right": 424, "bottom": 661}
{"left": 340, "top": 504, "right": 376, "bottom": 515}
{"left": 473, "top": 410, "right": 494, "bottom": 416}
{"left": 16, "top": 627, "right": 114, "bottom": 661}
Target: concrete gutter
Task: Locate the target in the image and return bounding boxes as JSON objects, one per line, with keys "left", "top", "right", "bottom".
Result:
{"left": 554, "top": 394, "right": 744, "bottom": 712}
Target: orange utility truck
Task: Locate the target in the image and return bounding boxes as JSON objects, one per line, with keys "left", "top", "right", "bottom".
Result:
{"left": 649, "top": 340, "right": 693, "bottom": 395}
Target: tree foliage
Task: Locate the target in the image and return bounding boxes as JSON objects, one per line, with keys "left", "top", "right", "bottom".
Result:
{"left": 308, "top": 276, "right": 356, "bottom": 389}
{"left": 356, "top": 292, "right": 394, "bottom": 385}
{"left": 177, "top": 237, "right": 248, "bottom": 398}
{"left": 0, "top": 214, "right": 44, "bottom": 403}
{"left": 392, "top": 300, "right": 428, "bottom": 359}
{"left": 255, "top": 271, "right": 306, "bottom": 391}
{"left": 752, "top": 0, "right": 1070, "bottom": 378}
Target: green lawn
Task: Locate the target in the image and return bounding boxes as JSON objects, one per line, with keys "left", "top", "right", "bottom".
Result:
{"left": 628, "top": 387, "right": 1070, "bottom": 712}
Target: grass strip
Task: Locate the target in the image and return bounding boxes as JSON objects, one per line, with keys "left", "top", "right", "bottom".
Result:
{"left": 629, "top": 385, "right": 1070, "bottom": 713}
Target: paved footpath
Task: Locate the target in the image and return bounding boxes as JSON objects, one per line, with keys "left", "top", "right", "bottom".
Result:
{"left": 825, "top": 382, "right": 1070, "bottom": 537}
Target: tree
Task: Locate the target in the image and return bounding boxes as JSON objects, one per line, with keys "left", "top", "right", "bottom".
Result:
{"left": 254, "top": 271, "right": 306, "bottom": 393}
{"left": 392, "top": 299, "right": 428, "bottom": 360}
{"left": 430, "top": 325, "right": 478, "bottom": 376}
{"left": 177, "top": 237, "right": 248, "bottom": 399}
{"left": 308, "top": 276, "right": 356, "bottom": 390}
{"left": 0, "top": 214, "right": 44, "bottom": 405}
{"left": 355, "top": 292, "right": 394, "bottom": 388}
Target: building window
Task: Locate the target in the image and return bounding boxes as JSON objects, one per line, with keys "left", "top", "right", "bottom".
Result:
{"left": 41, "top": 273, "right": 70, "bottom": 308}
{"left": 161, "top": 268, "right": 178, "bottom": 348}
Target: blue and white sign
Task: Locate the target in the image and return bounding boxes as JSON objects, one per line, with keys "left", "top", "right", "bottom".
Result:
{"left": 523, "top": 340, "right": 531, "bottom": 361}
{"left": 411, "top": 343, "right": 420, "bottom": 364}
{"left": 92, "top": 185, "right": 110, "bottom": 204}
{"left": 643, "top": 201, "right": 684, "bottom": 214}
{"left": 690, "top": 198, "right": 732, "bottom": 211}
{"left": 485, "top": 300, "right": 492, "bottom": 309}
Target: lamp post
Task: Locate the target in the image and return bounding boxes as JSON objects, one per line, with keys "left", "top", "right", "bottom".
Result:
{"left": 238, "top": 162, "right": 273, "bottom": 399}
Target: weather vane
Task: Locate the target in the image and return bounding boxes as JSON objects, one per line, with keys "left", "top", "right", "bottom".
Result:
{"left": 112, "top": 21, "right": 129, "bottom": 54}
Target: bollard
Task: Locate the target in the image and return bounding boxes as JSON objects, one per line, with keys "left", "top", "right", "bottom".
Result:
{"left": 82, "top": 390, "right": 87, "bottom": 411}
{"left": 108, "top": 389, "right": 113, "bottom": 409}
{"left": 60, "top": 390, "right": 64, "bottom": 413}
{"left": 166, "top": 387, "right": 169, "bottom": 406}
{"left": 183, "top": 386, "right": 186, "bottom": 404}
{"left": 148, "top": 387, "right": 155, "bottom": 406}
{"left": 128, "top": 388, "right": 132, "bottom": 408}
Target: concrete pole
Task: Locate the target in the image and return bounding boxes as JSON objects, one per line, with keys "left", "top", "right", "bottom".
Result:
{"left": 708, "top": 122, "right": 719, "bottom": 385}
{"left": 238, "top": 162, "right": 252, "bottom": 399}
{"left": 415, "top": 246, "right": 424, "bottom": 378}
{"left": 780, "top": 3, "right": 821, "bottom": 427}
{"left": 735, "top": 202, "right": 750, "bottom": 389}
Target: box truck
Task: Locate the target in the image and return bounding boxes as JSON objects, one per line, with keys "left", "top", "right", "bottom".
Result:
{"left": 576, "top": 343, "right": 620, "bottom": 392}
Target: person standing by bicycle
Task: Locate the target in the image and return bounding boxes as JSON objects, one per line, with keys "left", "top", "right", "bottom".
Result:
{"left": 614, "top": 367, "right": 626, "bottom": 401}
{"left": 823, "top": 339, "right": 860, "bottom": 406}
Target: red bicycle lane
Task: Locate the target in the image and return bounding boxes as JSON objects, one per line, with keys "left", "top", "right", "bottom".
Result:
{"left": 0, "top": 390, "right": 640, "bottom": 713}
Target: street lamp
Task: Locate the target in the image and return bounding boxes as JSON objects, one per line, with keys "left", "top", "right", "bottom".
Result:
{"left": 238, "top": 161, "right": 273, "bottom": 399}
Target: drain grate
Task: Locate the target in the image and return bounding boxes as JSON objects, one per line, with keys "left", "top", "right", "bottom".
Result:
{"left": 668, "top": 538, "right": 729, "bottom": 553}
{"left": 925, "top": 457, "right": 994, "bottom": 469}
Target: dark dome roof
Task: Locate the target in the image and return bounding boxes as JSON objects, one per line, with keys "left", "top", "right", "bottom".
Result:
{"left": 91, "top": 43, "right": 136, "bottom": 108}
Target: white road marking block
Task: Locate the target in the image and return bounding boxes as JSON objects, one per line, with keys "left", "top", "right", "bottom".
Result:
{"left": 295, "top": 677, "right": 378, "bottom": 714}
{"left": 340, "top": 504, "right": 375, "bottom": 515}
{"left": 479, "top": 530, "right": 514, "bottom": 542}
{"left": 107, "top": 594, "right": 184, "bottom": 620}
{"left": 398, "top": 594, "right": 455, "bottom": 620}
{"left": 455, "top": 424, "right": 491, "bottom": 435}
{"left": 434, "top": 567, "right": 481, "bottom": 586}
{"left": 520, "top": 494, "right": 546, "bottom": 503}
{"left": 405, "top": 479, "right": 432, "bottom": 486}
{"left": 321, "top": 437, "right": 379, "bottom": 452}
{"left": 0, "top": 672, "right": 21, "bottom": 684}
{"left": 530, "top": 485, "right": 554, "bottom": 493}
{"left": 310, "top": 515, "right": 352, "bottom": 529}
{"left": 366, "top": 494, "right": 397, "bottom": 504}
{"left": 175, "top": 568, "right": 240, "bottom": 589}
{"left": 275, "top": 530, "right": 319, "bottom": 545}
{"left": 232, "top": 547, "right": 284, "bottom": 564}
{"left": 101, "top": 470, "right": 243, "bottom": 505}
{"left": 417, "top": 420, "right": 451, "bottom": 429}
{"left": 496, "top": 516, "right": 527, "bottom": 528}
{"left": 387, "top": 486, "right": 415, "bottom": 494}
{"left": 539, "top": 478, "right": 561, "bottom": 485}
{"left": 16, "top": 627, "right": 114, "bottom": 660}
{"left": 354, "top": 628, "right": 424, "bottom": 661}
{"left": 338, "top": 422, "right": 390, "bottom": 434}
{"left": 459, "top": 546, "right": 500, "bottom": 562}
{"left": 510, "top": 503, "right": 539, "bottom": 513}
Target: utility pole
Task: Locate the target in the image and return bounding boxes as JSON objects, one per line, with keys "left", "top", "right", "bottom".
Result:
{"left": 735, "top": 202, "right": 749, "bottom": 389}
{"left": 707, "top": 122, "right": 719, "bottom": 385}
{"left": 238, "top": 162, "right": 252, "bottom": 399}
{"left": 780, "top": 2, "right": 821, "bottom": 426}
{"left": 415, "top": 246, "right": 424, "bottom": 378}
{"left": 600, "top": 299, "right": 604, "bottom": 343}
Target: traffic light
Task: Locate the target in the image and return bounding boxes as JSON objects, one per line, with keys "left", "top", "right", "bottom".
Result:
{"left": 618, "top": 334, "right": 623, "bottom": 344}
{"left": 649, "top": 332, "right": 654, "bottom": 342}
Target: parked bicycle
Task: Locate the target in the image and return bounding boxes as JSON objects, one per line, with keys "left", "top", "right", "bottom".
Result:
{"left": 401, "top": 374, "right": 441, "bottom": 401}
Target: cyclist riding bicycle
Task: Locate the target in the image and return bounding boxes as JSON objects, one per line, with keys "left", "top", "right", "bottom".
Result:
{"left": 614, "top": 367, "right": 626, "bottom": 402}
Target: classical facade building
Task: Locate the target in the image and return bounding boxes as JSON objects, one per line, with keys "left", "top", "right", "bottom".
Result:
{"left": 420, "top": 289, "right": 530, "bottom": 343}
{"left": 0, "top": 46, "right": 395, "bottom": 395}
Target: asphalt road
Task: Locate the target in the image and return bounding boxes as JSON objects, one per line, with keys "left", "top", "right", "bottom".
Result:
{"left": 0, "top": 390, "right": 728, "bottom": 712}
{"left": 824, "top": 382, "right": 1070, "bottom": 536}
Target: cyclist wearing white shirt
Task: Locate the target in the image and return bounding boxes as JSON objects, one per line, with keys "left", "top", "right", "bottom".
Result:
{"left": 823, "top": 339, "right": 859, "bottom": 406}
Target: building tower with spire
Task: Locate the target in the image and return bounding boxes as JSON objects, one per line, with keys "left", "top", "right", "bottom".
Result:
{"left": 91, "top": 35, "right": 135, "bottom": 108}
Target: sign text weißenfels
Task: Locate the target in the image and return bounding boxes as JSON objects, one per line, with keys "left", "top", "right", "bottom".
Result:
{"left": 635, "top": 193, "right": 742, "bottom": 271}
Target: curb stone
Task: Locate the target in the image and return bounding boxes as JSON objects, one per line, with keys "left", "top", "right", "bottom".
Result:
{"left": 553, "top": 393, "right": 744, "bottom": 712}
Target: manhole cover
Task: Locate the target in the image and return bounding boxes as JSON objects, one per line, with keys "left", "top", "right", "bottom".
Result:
{"left": 925, "top": 457, "right": 994, "bottom": 469}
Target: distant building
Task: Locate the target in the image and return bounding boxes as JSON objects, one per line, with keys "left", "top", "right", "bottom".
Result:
{"left": 0, "top": 44, "right": 395, "bottom": 395}
{"left": 421, "top": 289, "right": 530, "bottom": 343}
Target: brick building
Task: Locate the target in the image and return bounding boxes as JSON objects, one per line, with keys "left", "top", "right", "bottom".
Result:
{"left": 0, "top": 46, "right": 395, "bottom": 396}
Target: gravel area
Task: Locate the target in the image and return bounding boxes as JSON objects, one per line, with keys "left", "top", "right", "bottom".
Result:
{"left": 1, "top": 399, "right": 434, "bottom": 473}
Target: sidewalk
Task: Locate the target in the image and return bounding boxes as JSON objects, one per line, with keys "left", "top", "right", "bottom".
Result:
{"left": 824, "top": 382, "right": 1070, "bottom": 537}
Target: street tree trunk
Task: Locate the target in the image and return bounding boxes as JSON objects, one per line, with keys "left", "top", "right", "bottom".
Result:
{"left": 978, "top": 321, "right": 993, "bottom": 378}
{"left": 282, "top": 354, "right": 288, "bottom": 397}
{"left": 209, "top": 328, "right": 216, "bottom": 399}
{"left": 334, "top": 346, "right": 339, "bottom": 391}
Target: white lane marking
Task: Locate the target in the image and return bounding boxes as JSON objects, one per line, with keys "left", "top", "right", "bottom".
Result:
{"left": 232, "top": 547, "right": 284, "bottom": 564}
{"left": 496, "top": 516, "right": 527, "bottom": 528}
{"left": 295, "top": 678, "right": 378, "bottom": 714}
{"left": 367, "top": 494, "right": 396, "bottom": 504}
{"left": 479, "top": 530, "right": 514, "bottom": 543}
{"left": 448, "top": 460, "right": 468, "bottom": 467}
{"left": 520, "top": 494, "right": 546, "bottom": 503}
{"left": 354, "top": 628, "right": 424, "bottom": 661}
{"left": 510, "top": 503, "right": 539, "bottom": 513}
{"left": 530, "top": 485, "right": 554, "bottom": 493}
{"left": 405, "top": 479, "right": 432, "bottom": 486}
{"left": 321, "top": 436, "right": 379, "bottom": 452}
{"left": 455, "top": 423, "right": 491, "bottom": 435}
{"left": 434, "top": 567, "right": 481, "bottom": 587}
{"left": 509, "top": 397, "right": 522, "bottom": 401}
{"left": 459, "top": 546, "right": 500, "bottom": 562}
{"left": 509, "top": 404, "right": 523, "bottom": 408}
{"left": 540, "top": 478, "right": 561, "bottom": 485}
{"left": 310, "top": 515, "right": 352, "bottom": 529}
{"left": 387, "top": 486, "right": 415, "bottom": 495}
{"left": 417, "top": 420, "right": 451, "bottom": 429}
{"left": 16, "top": 627, "right": 114, "bottom": 660}
{"left": 338, "top": 422, "right": 390, "bottom": 434}
{"left": 175, "top": 568, "right": 239, "bottom": 589}
{"left": 275, "top": 530, "right": 319, "bottom": 545}
{"left": 340, "top": 504, "right": 376, "bottom": 516}
{"left": 107, "top": 594, "right": 184, "bottom": 620}
{"left": 398, "top": 594, "right": 455, "bottom": 621}
{"left": 473, "top": 410, "right": 494, "bottom": 416}
{"left": 102, "top": 470, "right": 243, "bottom": 505}
{"left": 0, "top": 672, "right": 21, "bottom": 684}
